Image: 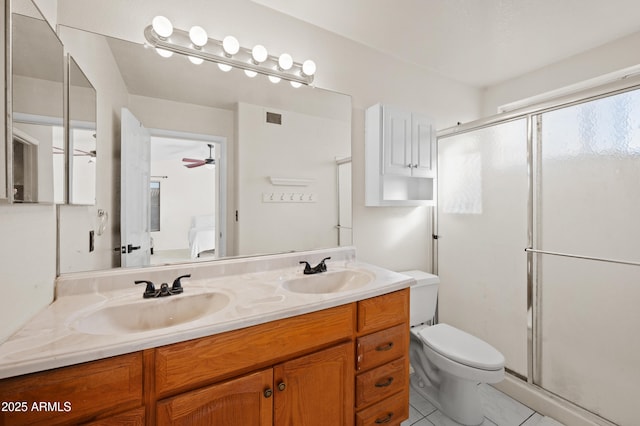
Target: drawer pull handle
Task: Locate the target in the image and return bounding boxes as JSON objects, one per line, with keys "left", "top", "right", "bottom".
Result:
{"left": 375, "top": 342, "right": 394, "bottom": 352}
{"left": 375, "top": 412, "right": 394, "bottom": 424}
{"left": 278, "top": 382, "right": 286, "bottom": 391}
{"left": 375, "top": 377, "right": 394, "bottom": 388}
{"left": 264, "top": 388, "right": 273, "bottom": 398}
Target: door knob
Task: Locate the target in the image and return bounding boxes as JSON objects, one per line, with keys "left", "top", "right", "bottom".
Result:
{"left": 277, "top": 382, "right": 286, "bottom": 391}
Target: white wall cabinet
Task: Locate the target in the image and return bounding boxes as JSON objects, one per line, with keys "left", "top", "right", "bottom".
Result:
{"left": 365, "top": 104, "right": 435, "bottom": 206}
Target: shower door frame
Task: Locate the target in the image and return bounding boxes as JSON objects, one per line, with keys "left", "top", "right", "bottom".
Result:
{"left": 435, "top": 76, "right": 640, "bottom": 421}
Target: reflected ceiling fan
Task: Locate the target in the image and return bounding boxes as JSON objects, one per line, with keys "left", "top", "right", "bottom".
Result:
{"left": 182, "top": 143, "right": 215, "bottom": 168}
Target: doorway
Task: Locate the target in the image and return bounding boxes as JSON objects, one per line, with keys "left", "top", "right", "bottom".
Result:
{"left": 148, "top": 132, "right": 226, "bottom": 264}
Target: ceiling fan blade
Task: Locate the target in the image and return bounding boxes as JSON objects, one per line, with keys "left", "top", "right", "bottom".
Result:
{"left": 182, "top": 158, "right": 203, "bottom": 162}
{"left": 184, "top": 161, "right": 205, "bottom": 168}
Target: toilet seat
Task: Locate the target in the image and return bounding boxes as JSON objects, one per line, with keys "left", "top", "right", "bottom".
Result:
{"left": 416, "top": 324, "right": 504, "bottom": 371}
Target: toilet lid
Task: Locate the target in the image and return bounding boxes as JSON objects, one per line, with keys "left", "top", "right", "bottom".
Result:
{"left": 418, "top": 324, "right": 505, "bottom": 371}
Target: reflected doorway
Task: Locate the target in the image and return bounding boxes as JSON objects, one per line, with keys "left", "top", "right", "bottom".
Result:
{"left": 148, "top": 132, "right": 226, "bottom": 265}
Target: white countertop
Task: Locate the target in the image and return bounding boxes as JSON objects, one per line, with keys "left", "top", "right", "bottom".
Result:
{"left": 0, "top": 254, "right": 412, "bottom": 379}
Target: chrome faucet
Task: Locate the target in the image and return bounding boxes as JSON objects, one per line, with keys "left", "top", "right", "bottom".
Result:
{"left": 135, "top": 274, "right": 190, "bottom": 298}
{"left": 299, "top": 257, "right": 331, "bottom": 275}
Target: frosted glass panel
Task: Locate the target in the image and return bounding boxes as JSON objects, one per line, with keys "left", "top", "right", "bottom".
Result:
{"left": 539, "top": 90, "right": 640, "bottom": 261}
{"left": 538, "top": 255, "right": 640, "bottom": 425}
{"left": 537, "top": 88, "right": 640, "bottom": 425}
{"left": 437, "top": 118, "right": 528, "bottom": 376}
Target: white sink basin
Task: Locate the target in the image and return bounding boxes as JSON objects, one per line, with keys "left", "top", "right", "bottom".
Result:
{"left": 72, "top": 291, "right": 230, "bottom": 335}
{"left": 282, "top": 269, "right": 374, "bottom": 294}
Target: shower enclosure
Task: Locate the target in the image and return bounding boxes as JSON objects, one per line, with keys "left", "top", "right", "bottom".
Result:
{"left": 436, "top": 83, "right": 640, "bottom": 426}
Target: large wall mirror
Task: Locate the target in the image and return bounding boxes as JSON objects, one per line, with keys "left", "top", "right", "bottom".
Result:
{"left": 10, "top": 1, "right": 64, "bottom": 203}
{"left": 46, "top": 14, "right": 352, "bottom": 273}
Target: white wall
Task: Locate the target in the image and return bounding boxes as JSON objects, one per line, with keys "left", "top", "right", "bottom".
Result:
{"left": 481, "top": 30, "right": 640, "bottom": 116}
{"left": 0, "top": 203, "right": 57, "bottom": 342}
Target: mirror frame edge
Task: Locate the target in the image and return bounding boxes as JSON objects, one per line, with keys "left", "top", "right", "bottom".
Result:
{"left": 5, "top": 0, "right": 14, "bottom": 203}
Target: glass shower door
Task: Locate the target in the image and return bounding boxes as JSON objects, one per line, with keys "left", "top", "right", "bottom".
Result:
{"left": 437, "top": 118, "right": 529, "bottom": 377}
{"left": 535, "top": 89, "right": 640, "bottom": 425}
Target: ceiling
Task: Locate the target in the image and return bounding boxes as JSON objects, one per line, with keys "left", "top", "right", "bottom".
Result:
{"left": 252, "top": 0, "right": 640, "bottom": 88}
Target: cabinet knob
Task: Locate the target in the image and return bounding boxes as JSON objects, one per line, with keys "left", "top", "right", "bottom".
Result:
{"left": 263, "top": 388, "right": 273, "bottom": 398}
{"left": 277, "top": 382, "right": 286, "bottom": 391}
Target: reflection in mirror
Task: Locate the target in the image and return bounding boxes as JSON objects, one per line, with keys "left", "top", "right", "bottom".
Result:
{"left": 57, "top": 25, "right": 351, "bottom": 273}
{"left": 10, "top": 5, "right": 64, "bottom": 203}
{"left": 68, "top": 56, "right": 97, "bottom": 205}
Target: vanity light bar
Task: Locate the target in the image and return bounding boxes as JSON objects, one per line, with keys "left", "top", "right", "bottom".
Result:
{"left": 144, "top": 18, "right": 315, "bottom": 86}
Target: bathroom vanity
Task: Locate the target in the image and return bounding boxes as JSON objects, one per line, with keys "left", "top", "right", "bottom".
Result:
{"left": 0, "top": 248, "right": 411, "bottom": 426}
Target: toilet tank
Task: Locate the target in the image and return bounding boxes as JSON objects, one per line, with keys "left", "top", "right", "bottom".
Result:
{"left": 400, "top": 270, "right": 440, "bottom": 326}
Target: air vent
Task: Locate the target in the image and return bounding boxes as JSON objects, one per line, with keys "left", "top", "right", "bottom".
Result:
{"left": 266, "top": 111, "right": 282, "bottom": 125}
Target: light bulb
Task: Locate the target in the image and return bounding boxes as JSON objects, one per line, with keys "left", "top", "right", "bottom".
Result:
{"left": 268, "top": 76, "right": 281, "bottom": 84}
{"left": 188, "top": 56, "right": 204, "bottom": 65}
{"left": 290, "top": 81, "right": 302, "bottom": 88}
{"left": 218, "top": 63, "right": 232, "bottom": 72}
{"left": 155, "top": 48, "right": 173, "bottom": 58}
{"left": 252, "top": 44, "right": 268, "bottom": 63}
{"left": 152, "top": 16, "right": 173, "bottom": 38}
{"left": 189, "top": 26, "right": 208, "bottom": 48}
{"left": 222, "top": 36, "right": 240, "bottom": 56}
{"left": 244, "top": 70, "right": 257, "bottom": 78}
{"left": 278, "top": 53, "right": 293, "bottom": 70}
{"left": 302, "top": 59, "right": 316, "bottom": 76}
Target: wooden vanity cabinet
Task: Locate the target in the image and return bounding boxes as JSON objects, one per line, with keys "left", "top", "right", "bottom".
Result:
{"left": 355, "top": 289, "right": 410, "bottom": 426}
{"left": 0, "top": 352, "right": 143, "bottom": 425}
{"left": 0, "top": 288, "right": 410, "bottom": 426}
{"left": 156, "top": 342, "right": 353, "bottom": 426}
{"left": 151, "top": 304, "right": 355, "bottom": 425}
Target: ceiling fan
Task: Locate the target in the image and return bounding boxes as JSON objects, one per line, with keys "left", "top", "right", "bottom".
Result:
{"left": 182, "top": 143, "right": 215, "bottom": 168}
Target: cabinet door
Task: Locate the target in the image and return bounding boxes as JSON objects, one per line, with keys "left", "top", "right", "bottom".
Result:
{"left": 274, "top": 342, "right": 354, "bottom": 426}
{"left": 0, "top": 352, "right": 143, "bottom": 426}
{"left": 382, "top": 107, "right": 412, "bottom": 176}
{"left": 411, "top": 113, "right": 435, "bottom": 178}
{"left": 156, "top": 369, "right": 273, "bottom": 426}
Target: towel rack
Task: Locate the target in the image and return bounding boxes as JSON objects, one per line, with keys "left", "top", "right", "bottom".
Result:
{"left": 524, "top": 248, "right": 640, "bottom": 267}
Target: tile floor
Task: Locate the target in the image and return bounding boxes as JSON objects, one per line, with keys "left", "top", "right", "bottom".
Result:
{"left": 401, "top": 382, "right": 565, "bottom": 426}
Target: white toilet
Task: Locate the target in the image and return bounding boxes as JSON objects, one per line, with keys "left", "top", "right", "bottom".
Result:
{"left": 401, "top": 270, "right": 505, "bottom": 426}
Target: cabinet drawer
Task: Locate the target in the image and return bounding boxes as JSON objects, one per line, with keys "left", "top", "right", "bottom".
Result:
{"left": 356, "top": 324, "right": 407, "bottom": 372}
{"left": 0, "top": 352, "right": 143, "bottom": 426}
{"left": 356, "top": 357, "right": 407, "bottom": 409}
{"left": 355, "top": 390, "right": 409, "bottom": 426}
{"left": 357, "top": 289, "right": 409, "bottom": 334}
{"left": 155, "top": 303, "right": 354, "bottom": 397}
